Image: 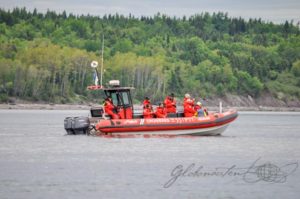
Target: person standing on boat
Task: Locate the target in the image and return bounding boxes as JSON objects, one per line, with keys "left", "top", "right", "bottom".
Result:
{"left": 183, "top": 93, "right": 196, "bottom": 117}
{"left": 104, "top": 97, "right": 119, "bottom": 119}
{"left": 155, "top": 103, "right": 167, "bottom": 118}
{"left": 183, "top": 93, "right": 195, "bottom": 107}
{"left": 164, "top": 93, "right": 177, "bottom": 113}
{"left": 143, "top": 104, "right": 154, "bottom": 119}
{"left": 143, "top": 97, "right": 151, "bottom": 108}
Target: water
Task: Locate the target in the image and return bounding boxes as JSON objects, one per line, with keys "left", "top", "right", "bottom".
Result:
{"left": 0, "top": 110, "right": 299, "bottom": 199}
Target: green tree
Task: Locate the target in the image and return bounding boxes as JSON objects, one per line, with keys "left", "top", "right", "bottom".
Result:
{"left": 291, "top": 60, "right": 300, "bottom": 77}
{"left": 236, "top": 70, "right": 263, "bottom": 96}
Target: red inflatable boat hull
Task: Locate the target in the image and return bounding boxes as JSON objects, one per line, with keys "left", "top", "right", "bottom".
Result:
{"left": 95, "top": 110, "right": 238, "bottom": 136}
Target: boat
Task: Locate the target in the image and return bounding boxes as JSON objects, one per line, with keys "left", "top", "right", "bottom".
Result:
{"left": 64, "top": 79, "right": 238, "bottom": 136}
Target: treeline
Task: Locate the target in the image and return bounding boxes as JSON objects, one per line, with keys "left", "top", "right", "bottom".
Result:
{"left": 0, "top": 7, "right": 300, "bottom": 104}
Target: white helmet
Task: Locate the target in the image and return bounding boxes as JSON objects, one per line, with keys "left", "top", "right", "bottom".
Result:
{"left": 185, "top": 93, "right": 191, "bottom": 98}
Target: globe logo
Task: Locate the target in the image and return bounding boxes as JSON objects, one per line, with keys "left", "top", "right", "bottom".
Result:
{"left": 243, "top": 160, "right": 298, "bottom": 183}
{"left": 256, "top": 163, "right": 282, "bottom": 182}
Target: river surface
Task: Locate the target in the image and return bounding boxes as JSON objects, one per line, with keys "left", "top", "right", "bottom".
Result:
{"left": 0, "top": 110, "right": 299, "bottom": 199}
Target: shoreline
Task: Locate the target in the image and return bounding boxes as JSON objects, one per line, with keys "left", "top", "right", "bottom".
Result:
{"left": 1, "top": 103, "right": 300, "bottom": 112}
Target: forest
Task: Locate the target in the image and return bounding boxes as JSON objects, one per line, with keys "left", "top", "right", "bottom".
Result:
{"left": 0, "top": 7, "right": 300, "bottom": 104}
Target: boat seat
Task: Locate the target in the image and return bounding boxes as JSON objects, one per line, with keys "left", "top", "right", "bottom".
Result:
{"left": 177, "top": 112, "right": 184, "bottom": 118}
{"left": 167, "top": 113, "right": 177, "bottom": 118}
{"left": 133, "top": 114, "right": 143, "bottom": 119}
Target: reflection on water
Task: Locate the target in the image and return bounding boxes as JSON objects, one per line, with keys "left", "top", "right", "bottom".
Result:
{"left": 0, "top": 110, "right": 299, "bottom": 199}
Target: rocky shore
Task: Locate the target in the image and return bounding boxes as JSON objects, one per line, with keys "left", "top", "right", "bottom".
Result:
{"left": 0, "top": 103, "right": 92, "bottom": 110}
{"left": 1, "top": 103, "right": 299, "bottom": 112}
{"left": 1, "top": 94, "right": 299, "bottom": 111}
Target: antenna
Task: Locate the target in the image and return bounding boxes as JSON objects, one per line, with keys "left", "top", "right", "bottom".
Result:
{"left": 88, "top": 35, "right": 104, "bottom": 89}
{"left": 100, "top": 35, "right": 104, "bottom": 88}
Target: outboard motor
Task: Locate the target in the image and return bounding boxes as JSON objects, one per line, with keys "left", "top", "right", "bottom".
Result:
{"left": 64, "top": 116, "right": 90, "bottom": 135}
{"left": 64, "top": 117, "right": 74, "bottom": 135}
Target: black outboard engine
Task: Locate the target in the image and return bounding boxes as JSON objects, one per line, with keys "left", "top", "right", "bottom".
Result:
{"left": 64, "top": 116, "right": 90, "bottom": 135}
{"left": 64, "top": 117, "right": 74, "bottom": 135}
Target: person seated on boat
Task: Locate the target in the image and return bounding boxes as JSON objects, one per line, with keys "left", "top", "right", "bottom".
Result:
{"left": 183, "top": 93, "right": 196, "bottom": 117}
{"left": 194, "top": 101, "right": 207, "bottom": 117}
{"left": 142, "top": 96, "right": 151, "bottom": 108}
{"left": 104, "top": 97, "right": 119, "bottom": 119}
{"left": 164, "top": 93, "right": 177, "bottom": 113}
{"left": 155, "top": 103, "right": 167, "bottom": 118}
{"left": 143, "top": 104, "right": 154, "bottom": 119}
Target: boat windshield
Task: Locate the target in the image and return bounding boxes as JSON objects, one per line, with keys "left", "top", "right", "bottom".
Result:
{"left": 121, "top": 92, "right": 130, "bottom": 105}
{"left": 110, "top": 92, "right": 119, "bottom": 106}
{"left": 108, "top": 90, "right": 131, "bottom": 107}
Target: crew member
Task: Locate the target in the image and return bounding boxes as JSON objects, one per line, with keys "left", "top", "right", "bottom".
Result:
{"left": 142, "top": 97, "right": 151, "bottom": 108}
{"left": 183, "top": 93, "right": 196, "bottom": 117}
{"left": 104, "top": 97, "right": 119, "bottom": 119}
{"left": 164, "top": 93, "right": 177, "bottom": 113}
{"left": 155, "top": 103, "right": 167, "bottom": 118}
{"left": 143, "top": 104, "right": 154, "bottom": 119}
{"left": 194, "top": 101, "right": 205, "bottom": 117}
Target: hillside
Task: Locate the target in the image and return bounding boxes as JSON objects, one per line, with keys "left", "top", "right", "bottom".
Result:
{"left": 0, "top": 8, "right": 300, "bottom": 106}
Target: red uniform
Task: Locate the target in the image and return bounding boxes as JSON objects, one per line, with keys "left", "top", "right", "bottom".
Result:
{"left": 164, "top": 96, "right": 176, "bottom": 113}
{"left": 104, "top": 99, "right": 119, "bottom": 119}
{"left": 183, "top": 98, "right": 195, "bottom": 117}
{"left": 143, "top": 107, "right": 154, "bottom": 119}
{"left": 155, "top": 106, "right": 167, "bottom": 118}
{"left": 183, "top": 97, "right": 194, "bottom": 107}
{"left": 142, "top": 99, "right": 151, "bottom": 108}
